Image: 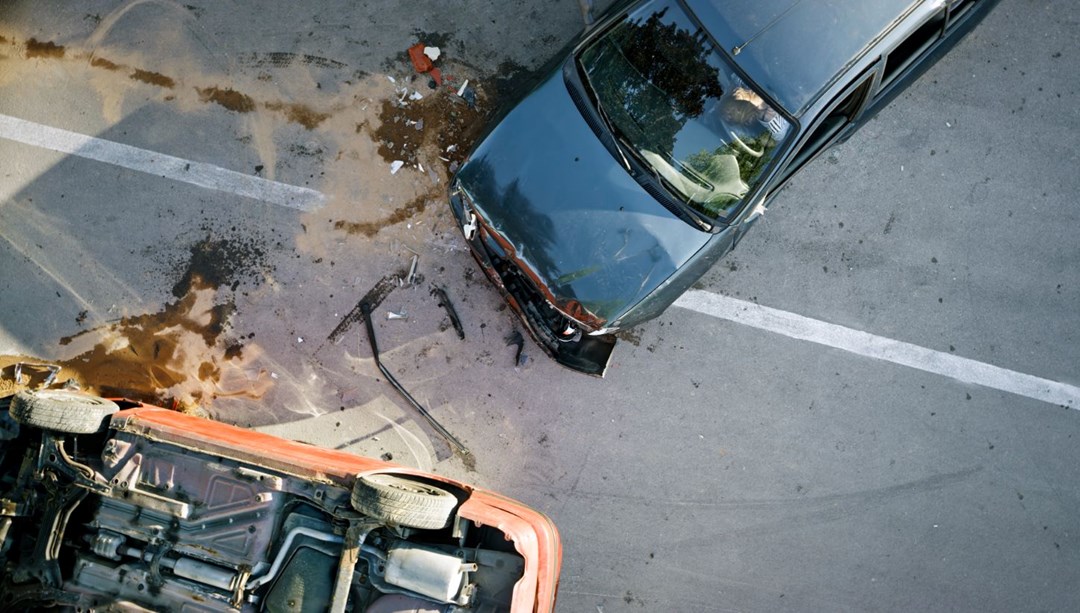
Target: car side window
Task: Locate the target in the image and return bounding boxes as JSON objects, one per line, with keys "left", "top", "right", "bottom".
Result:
{"left": 775, "top": 74, "right": 874, "bottom": 185}
{"left": 880, "top": 9, "right": 947, "bottom": 89}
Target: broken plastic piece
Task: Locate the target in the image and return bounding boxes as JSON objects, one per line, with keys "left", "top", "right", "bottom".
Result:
{"left": 406, "top": 254, "right": 419, "bottom": 285}
{"left": 387, "top": 310, "right": 408, "bottom": 320}
{"left": 408, "top": 43, "right": 434, "bottom": 73}
{"left": 431, "top": 286, "right": 465, "bottom": 340}
{"left": 505, "top": 331, "right": 528, "bottom": 368}
{"left": 390, "top": 160, "right": 405, "bottom": 174}
{"left": 423, "top": 46, "right": 441, "bottom": 62}
{"left": 456, "top": 79, "right": 469, "bottom": 97}
{"left": 460, "top": 87, "right": 477, "bottom": 108}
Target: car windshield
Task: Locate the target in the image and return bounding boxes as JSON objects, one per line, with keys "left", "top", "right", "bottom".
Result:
{"left": 578, "top": 0, "right": 790, "bottom": 220}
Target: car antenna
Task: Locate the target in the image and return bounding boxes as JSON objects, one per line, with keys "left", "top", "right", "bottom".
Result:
{"left": 732, "top": 0, "right": 806, "bottom": 55}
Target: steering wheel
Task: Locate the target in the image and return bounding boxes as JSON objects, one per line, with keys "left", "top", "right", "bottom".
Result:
{"left": 729, "top": 131, "right": 764, "bottom": 158}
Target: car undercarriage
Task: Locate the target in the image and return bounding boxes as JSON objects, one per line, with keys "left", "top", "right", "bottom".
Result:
{"left": 0, "top": 391, "right": 538, "bottom": 612}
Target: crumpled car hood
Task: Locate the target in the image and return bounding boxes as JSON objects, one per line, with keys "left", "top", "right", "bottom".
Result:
{"left": 455, "top": 64, "right": 711, "bottom": 326}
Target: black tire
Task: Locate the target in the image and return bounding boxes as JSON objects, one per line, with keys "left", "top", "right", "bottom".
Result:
{"left": 350, "top": 473, "right": 458, "bottom": 530}
{"left": 10, "top": 390, "right": 119, "bottom": 434}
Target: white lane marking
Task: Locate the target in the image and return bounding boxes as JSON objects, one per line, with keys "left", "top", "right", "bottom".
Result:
{"left": 0, "top": 114, "right": 326, "bottom": 211}
{"left": 674, "top": 290, "right": 1079, "bottom": 409}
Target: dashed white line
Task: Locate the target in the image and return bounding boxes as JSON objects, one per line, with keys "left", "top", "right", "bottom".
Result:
{"left": 0, "top": 114, "right": 326, "bottom": 211}
{"left": 674, "top": 289, "right": 1078, "bottom": 409}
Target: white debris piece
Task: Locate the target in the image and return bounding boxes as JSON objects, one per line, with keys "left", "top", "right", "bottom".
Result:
{"left": 390, "top": 160, "right": 405, "bottom": 174}
{"left": 424, "top": 46, "right": 441, "bottom": 61}
{"left": 409, "top": 91, "right": 424, "bottom": 101}
{"left": 457, "top": 79, "right": 470, "bottom": 97}
{"left": 387, "top": 75, "right": 396, "bottom": 83}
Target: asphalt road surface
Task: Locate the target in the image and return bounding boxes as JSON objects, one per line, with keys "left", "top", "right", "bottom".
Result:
{"left": 1, "top": 1, "right": 1078, "bottom": 611}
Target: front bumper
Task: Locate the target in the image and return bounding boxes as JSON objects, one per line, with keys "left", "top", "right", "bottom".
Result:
{"left": 449, "top": 185, "right": 615, "bottom": 376}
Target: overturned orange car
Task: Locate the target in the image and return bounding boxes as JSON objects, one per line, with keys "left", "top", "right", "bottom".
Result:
{"left": 0, "top": 390, "right": 561, "bottom": 612}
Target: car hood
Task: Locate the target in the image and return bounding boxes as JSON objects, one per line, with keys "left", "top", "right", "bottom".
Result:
{"left": 455, "top": 64, "right": 711, "bottom": 326}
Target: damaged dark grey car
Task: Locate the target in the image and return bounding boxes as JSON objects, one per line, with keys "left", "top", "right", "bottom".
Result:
{"left": 449, "top": 0, "right": 999, "bottom": 375}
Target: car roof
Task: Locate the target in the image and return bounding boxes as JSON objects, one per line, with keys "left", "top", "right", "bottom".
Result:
{"left": 687, "top": 0, "right": 920, "bottom": 114}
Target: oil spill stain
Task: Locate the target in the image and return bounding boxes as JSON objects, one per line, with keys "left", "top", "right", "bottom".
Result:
{"left": 264, "top": 101, "right": 331, "bottom": 129}
{"left": 0, "top": 228, "right": 276, "bottom": 408}
{"left": 172, "top": 234, "right": 269, "bottom": 299}
{"left": 333, "top": 194, "right": 428, "bottom": 238}
{"left": 372, "top": 92, "right": 485, "bottom": 169}
{"left": 325, "top": 274, "right": 400, "bottom": 345}
{"left": 8, "top": 35, "right": 344, "bottom": 134}
{"left": 328, "top": 91, "right": 486, "bottom": 237}
{"left": 25, "top": 38, "right": 65, "bottom": 59}
{"left": 90, "top": 56, "right": 121, "bottom": 70}
{"left": 49, "top": 278, "right": 237, "bottom": 407}
{"left": 239, "top": 51, "right": 346, "bottom": 70}
{"left": 197, "top": 86, "right": 256, "bottom": 113}
{"left": 131, "top": 68, "right": 175, "bottom": 89}
{"left": 617, "top": 328, "right": 643, "bottom": 347}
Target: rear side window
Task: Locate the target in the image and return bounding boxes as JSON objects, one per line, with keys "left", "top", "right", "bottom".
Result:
{"left": 881, "top": 10, "right": 947, "bottom": 88}
{"left": 776, "top": 74, "right": 874, "bottom": 184}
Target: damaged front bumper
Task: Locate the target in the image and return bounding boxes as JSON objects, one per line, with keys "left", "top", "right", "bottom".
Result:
{"left": 450, "top": 184, "right": 616, "bottom": 376}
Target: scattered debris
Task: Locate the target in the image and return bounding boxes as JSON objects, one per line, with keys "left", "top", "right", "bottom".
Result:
{"left": 11, "top": 362, "right": 61, "bottom": 388}
{"left": 390, "top": 160, "right": 405, "bottom": 174}
{"left": 504, "top": 330, "right": 529, "bottom": 368}
{"left": 406, "top": 254, "right": 419, "bottom": 285}
{"left": 324, "top": 275, "right": 399, "bottom": 346}
{"left": 386, "top": 310, "right": 408, "bottom": 320}
{"left": 408, "top": 43, "right": 434, "bottom": 72}
{"left": 360, "top": 302, "right": 469, "bottom": 455}
{"left": 431, "top": 286, "right": 465, "bottom": 340}
{"left": 407, "top": 42, "right": 442, "bottom": 87}
{"left": 460, "top": 87, "right": 477, "bottom": 108}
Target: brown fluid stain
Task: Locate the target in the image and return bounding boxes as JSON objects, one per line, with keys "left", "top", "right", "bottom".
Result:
{"left": 264, "top": 101, "right": 331, "bottom": 130}
{"left": 0, "top": 231, "right": 276, "bottom": 409}
{"left": 324, "top": 91, "right": 487, "bottom": 238}
{"left": 131, "top": 68, "right": 175, "bottom": 89}
{"left": 90, "top": 56, "right": 122, "bottom": 70}
{"left": 333, "top": 194, "right": 429, "bottom": 238}
{"left": 197, "top": 86, "right": 256, "bottom": 113}
{"left": 0, "top": 279, "right": 272, "bottom": 410}
{"left": 171, "top": 234, "right": 269, "bottom": 299}
{"left": 371, "top": 92, "right": 484, "bottom": 168}
{"left": 52, "top": 280, "right": 232, "bottom": 405}
{"left": 25, "top": 38, "right": 65, "bottom": 59}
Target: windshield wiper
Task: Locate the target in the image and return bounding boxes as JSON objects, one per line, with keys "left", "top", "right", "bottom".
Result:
{"left": 576, "top": 59, "right": 632, "bottom": 173}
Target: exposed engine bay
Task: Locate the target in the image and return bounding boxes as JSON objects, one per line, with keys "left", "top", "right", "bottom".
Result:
{"left": 0, "top": 392, "right": 527, "bottom": 612}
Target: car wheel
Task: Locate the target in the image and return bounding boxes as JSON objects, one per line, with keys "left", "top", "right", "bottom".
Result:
{"left": 350, "top": 473, "right": 458, "bottom": 530}
{"left": 10, "top": 390, "right": 119, "bottom": 434}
